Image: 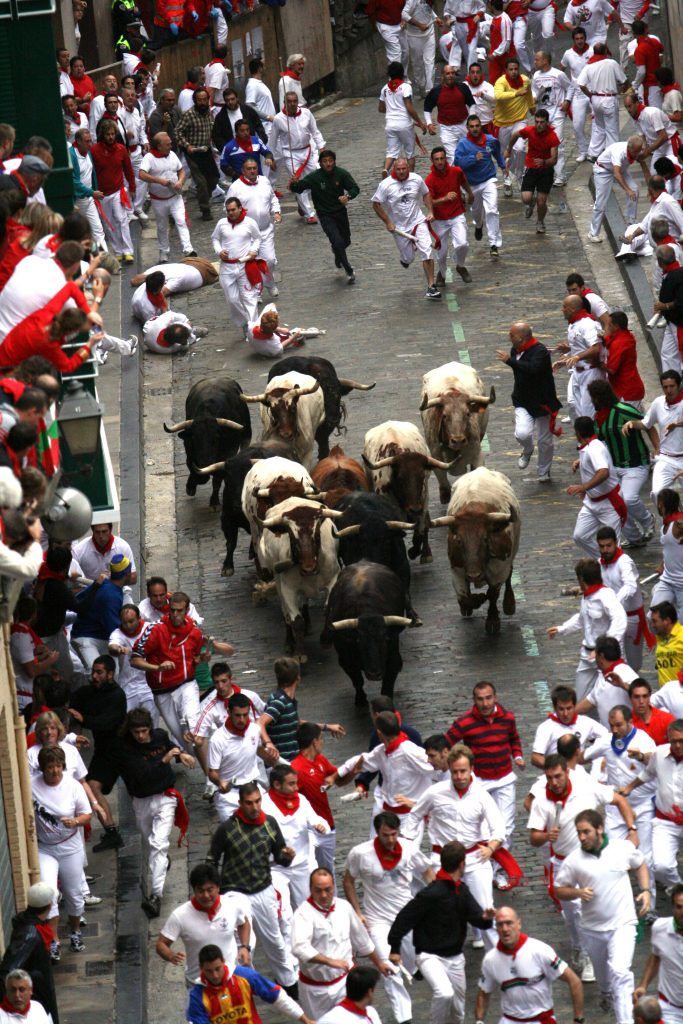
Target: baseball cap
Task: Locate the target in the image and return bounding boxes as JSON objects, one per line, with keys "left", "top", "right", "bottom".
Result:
{"left": 19, "top": 155, "right": 50, "bottom": 175}
{"left": 27, "top": 881, "right": 56, "bottom": 908}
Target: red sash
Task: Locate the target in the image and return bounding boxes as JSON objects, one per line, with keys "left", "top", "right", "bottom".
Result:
{"left": 163, "top": 788, "right": 189, "bottom": 845}
{"left": 588, "top": 484, "right": 627, "bottom": 525}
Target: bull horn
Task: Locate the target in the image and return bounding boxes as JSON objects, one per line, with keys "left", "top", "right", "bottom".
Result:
{"left": 431, "top": 515, "right": 456, "bottom": 527}
{"left": 330, "top": 618, "right": 359, "bottom": 630}
{"left": 383, "top": 615, "right": 413, "bottom": 626}
{"left": 256, "top": 488, "right": 271, "bottom": 498}
{"left": 259, "top": 514, "right": 286, "bottom": 529}
{"left": 193, "top": 461, "right": 225, "bottom": 475}
{"left": 333, "top": 523, "right": 362, "bottom": 539}
{"left": 488, "top": 512, "right": 512, "bottom": 522}
{"left": 469, "top": 394, "right": 492, "bottom": 406}
{"left": 215, "top": 417, "right": 244, "bottom": 430}
{"left": 362, "top": 453, "right": 398, "bottom": 470}
{"left": 240, "top": 392, "right": 267, "bottom": 403}
{"left": 163, "top": 419, "right": 193, "bottom": 433}
{"left": 427, "top": 454, "right": 462, "bottom": 471}
{"left": 291, "top": 380, "right": 321, "bottom": 397}
{"left": 274, "top": 559, "right": 294, "bottom": 573}
{"left": 321, "top": 508, "right": 344, "bottom": 518}
{"left": 337, "top": 378, "right": 376, "bottom": 391}
{"left": 423, "top": 397, "right": 443, "bottom": 410}
{"left": 385, "top": 520, "right": 414, "bottom": 530}
{"left": 489, "top": 385, "right": 496, "bottom": 404}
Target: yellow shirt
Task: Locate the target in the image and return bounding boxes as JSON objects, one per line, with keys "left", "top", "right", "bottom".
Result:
{"left": 493, "top": 73, "right": 533, "bottom": 127}
{"left": 655, "top": 622, "right": 683, "bottom": 686}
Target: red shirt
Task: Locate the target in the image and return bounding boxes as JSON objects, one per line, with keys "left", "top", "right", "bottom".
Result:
{"left": 0, "top": 227, "right": 31, "bottom": 291}
{"left": 633, "top": 706, "right": 675, "bottom": 746}
{"left": 69, "top": 73, "right": 96, "bottom": 114}
{"left": 424, "top": 164, "right": 467, "bottom": 220}
{"left": 90, "top": 142, "right": 136, "bottom": 196}
{"left": 604, "top": 328, "right": 645, "bottom": 402}
{"left": 434, "top": 84, "right": 471, "bottom": 126}
{"left": 634, "top": 36, "right": 663, "bottom": 86}
{"left": 291, "top": 752, "right": 336, "bottom": 828}
{"left": 0, "top": 283, "right": 92, "bottom": 372}
{"left": 366, "top": 0, "right": 403, "bottom": 23}
{"left": 517, "top": 124, "right": 560, "bottom": 168}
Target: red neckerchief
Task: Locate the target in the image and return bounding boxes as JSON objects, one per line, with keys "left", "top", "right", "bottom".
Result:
{"left": 545, "top": 779, "right": 571, "bottom": 805}
{"left": 374, "top": 836, "right": 402, "bottom": 870}
{"left": 582, "top": 583, "right": 605, "bottom": 597}
{"left": 587, "top": 53, "right": 608, "bottom": 63}
{"left": 516, "top": 337, "right": 539, "bottom": 353}
{"left": 603, "top": 658, "right": 626, "bottom": 673}
{"left": 0, "top": 998, "right": 29, "bottom": 1016}
{"left": 92, "top": 533, "right": 115, "bottom": 555}
{"left": 436, "top": 867, "right": 461, "bottom": 892}
{"left": 453, "top": 778, "right": 472, "bottom": 798}
{"left": 568, "top": 308, "right": 595, "bottom": 324}
{"left": 594, "top": 407, "right": 609, "bottom": 426}
{"left": 662, "top": 83, "right": 682, "bottom": 94}
{"left": 497, "top": 933, "right": 529, "bottom": 956}
{"left": 37, "top": 558, "right": 67, "bottom": 582}
{"left": 466, "top": 131, "right": 487, "bottom": 146}
{"left": 35, "top": 921, "right": 54, "bottom": 950}
{"left": 199, "top": 964, "right": 234, "bottom": 1018}
{"left": 236, "top": 137, "right": 253, "bottom": 152}
{"left": 665, "top": 392, "right": 683, "bottom": 407}
{"left": 573, "top": 42, "right": 589, "bottom": 53}
{"left": 339, "top": 999, "right": 369, "bottom": 1019}
{"left": 11, "top": 621, "right": 42, "bottom": 646}
{"left": 549, "top": 711, "right": 577, "bottom": 724}
{"left": 225, "top": 717, "right": 248, "bottom": 737}
{"left": 663, "top": 512, "right": 683, "bottom": 532}
{"left": 182, "top": 81, "right": 196, "bottom": 91}
{"left": 505, "top": 73, "right": 523, "bottom": 89}
{"left": 307, "top": 896, "right": 335, "bottom": 917}
{"left": 235, "top": 806, "right": 267, "bottom": 826}
{"left": 282, "top": 106, "right": 302, "bottom": 116}
{"left": 160, "top": 612, "right": 196, "bottom": 643}
{"left": 228, "top": 208, "right": 248, "bottom": 226}
{"left": 149, "top": 148, "right": 165, "bottom": 158}
{"left": 600, "top": 547, "right": 624, "bottom": 565}
{"left": 634, "top": 102, "right": 646, "bottom": 118}
{"left": 281, "top": 69, "right": 301, "bottom": 80}
{"left": 384, "top": 731, "right": 409, "bottom": 754}
{"left": 268, "top": 787, "right": 300, "bottom": 815}
{"left": 146, "top": 288, "right": 168, "bottom": 311}
{"left": 209, "top": 58, "right": 224, "bottom": 65}
{"left": 578, "top": 435, "right": 598, "bottom": 450}
{"left": 239, "top": 174, "right": 258, "bottom": 185}
{"left": 387, "top": 77, "right": 404, "bottom": 92}
{"left": 191, "top": 894, "right": 220, "bottom": 920}
{"left": 663, "top": 261, "right": 682, "bottom": 273}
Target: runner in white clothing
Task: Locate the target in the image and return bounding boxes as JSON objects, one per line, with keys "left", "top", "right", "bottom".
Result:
{"left": 246, "top": 61, "right": 277, "bottom": 136}
{"left": 269, "top": 95, "right": 325, "bottom": 221}
{"left": 567, "top": 418, "right": 625, "bottom": 556}
{"left": 532, "top": 53, "right": 572, "bottom": 184}
{"left": 211, "top": 197, "right": 263, "bottom": 335}
{"left": 563, "top": 0, "right": 613, "bottom": 45}
{"left": 401, "top": 0, "right": 438, "bottom": 95}
{"left": 108, "top": 605, "right": 155, "bottom": 716}
{"left": 204, "top": 49, "right": 230, "bottom": 114}
{"left": 598, "top": 528, "right": 653, "bottom": 670}
{"left": 379, "top": 61, "right": 427, "bottom": 172}
{"left": 556, "top": 296, "right": 605, "bottom": 421}
{"left": 554, "top": 809, "right": 649, "bottom": 1024}
{"left": 372, "top": 158, "right": 440, "bottom": 299}
{"left": 652, "top": 676, "right": 683, "bottom": 718}
{"left": 626, "top": 92, "right": 680, "bottom": 169}
{"left": 561, "top": 30, "right": 594, "bottom": 160}
{"left": 623, "top": 371, "right": 683, "bottom": 498}
{"left": 316, "top": 967, "right": 383, "bottom": 1024}
{"left": 465, "top": 63, "right": 495, "bottom": 128}
{"left": 531, "top": 684, "right": 608, "bottom": 767}
{"left": 588, "top": 136, "right": 650, "bottom": 242}
{"left": 138, "top": 576, "right": 204, "bottom": 626}
{"left": 618, "top": 183, "right": 683, "bottom": 263}
{"left": 278, "top": 55, "right": 308, "bottom": 109}
{"left": 142, "top": 310, "right": 208, "bottom": 354}
{"left": 207, "top": 694, "right": 278, "bottom": 820}
{"left": 576, "top": 47, "right": 627, "bottom": 157}
{"left": 575, "top": 636, "right": 639, "bottom": 724}
{"left": 139, "top": 132, "right": 195, "bottom": 262}
{"left": 227, "top": 158, "right": 281, "bottom": 288}
{"left": 634, "top": 889, "right": 683, "bottom": 1024}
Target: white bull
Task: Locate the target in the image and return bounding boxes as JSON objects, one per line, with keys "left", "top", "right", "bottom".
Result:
{"left": 241, "top": 372, "right": 325, "bottom": 470}
{"left": 242, "top": 457, "right": 320, "bottom": 566}
{"left": 257, "top": 495, "right": 341, "bottom": 661}
{"left": 420, "top": 361, "right": 495, "bottom": 504}
{"left": 432, "top": 466, "right": 521, "bottom": 635}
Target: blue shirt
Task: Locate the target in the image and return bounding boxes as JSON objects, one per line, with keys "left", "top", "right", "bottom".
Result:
{"left": 220, "top": 136, "right": 271, "bottom": 178}
{"left": 72, "top": 578, "right": 123, "bottom": 640}
{"left": 454, "top": 133, "right": 505, "bottom": 185}
{"left": 187, "top": 966, "right": 282, "bottom": 1024}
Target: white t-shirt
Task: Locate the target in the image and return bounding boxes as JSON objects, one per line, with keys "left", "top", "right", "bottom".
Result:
{"left": 140, "top": 262, "right": 203, "bottom": 293}
{"left": 245, "top": 79, "right": 276, "bottom": 123}
{"left": 583, "top": 728, "right": 656, "bottom": 805}
{"left": 584, "top": 661, "right": 639, "bottom": 726}
{"left": 380, "top": 81, "right": 414, "bottom": 130}
{"left": 10, "top": 629, "right": 37, "bottom": 703}
{"left": 208, "top": 721, "right": 262, "bottom": 782}
{"left": 261, "top": 790, "right": 329, "bottom": 867}
{"left": 226, "top": 176, "right": 279, "bottom": 232}
{"left": 194, "top": 687, "right": 265, "bottom": 738}
{"left": 344, "top": 837, "right": 428, "bottom": 923}
{"left": 371, "top": 173, "right": 429, "bottom": 231}
{"left": 527, "top": 770, "right": 615, "bottom": 856}
{"left": 109, "top": 622, "right": 154, "bottom": 703}
{"left": 318, "top": 1007, "right": 381, "bottom": 1024}
{"left": 138, "top": 595, "right": 203, "bottom": 625}
{"left": 0, "top": 1001, "right": 51, "bottom": 1024}
{"left": 560, "top": 44, "right": 594, "bottom": 91}
{"left": 576, "top": 58, "right": 626, "bottom": 95}
{"left": 652, "top": 679, "right": 683, "bottom": 719}
{"left": 642, "top": 396, "right": 683, "bottom": 457}
{"left": 578, "top": 437, "right": 618, "bottom": 498}
{"left": 28, "top": 741, "right": 88, "bottom": 781}
{"left": 532, "top": 714, "right": 607, "bottom": 759}
{"left": 663, "top": 90, "right": 683, "bottom": 121}
{"left": 0, "top": 255, "right": 70, "bottom": 337}
{"left": 564, "top": 0, "right": 613, "bottom": 43}
{"left": 140, "top": 150, "right": 183, "bottom": 200}
{"left": 479, "top": 938, "right": 568, "bottom": 1017}
{"left": 204, "top": 60, "right": 230, "bottom": 100}
{"left": 71, "top": 534, "right": 136, "bottom": 582}
{"left": 651, "top": 917, "right": 683, "bottom": 1007}
{"left": 532, "top": 68, "right": 571, "bottom": 119}
{"left": 160, "top": 892, "right": 251, "bottom": 984}
{"left": 554, "top": 837, "right": 643, "bottom": 930}
{"left": 32, "top": 774, "right": 90, "bottom": 854}
{"left": 143, "top": 311, "right": 192, "bottom": 353}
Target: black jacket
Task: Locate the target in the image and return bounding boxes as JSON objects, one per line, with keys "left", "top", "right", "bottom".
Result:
{"left": 0, "top": 909, "right": 59, "bottom": 1023}
{"left": 212, "top": 103, "right": 267, "bottom": 152}
{"left": 35, "top": 577, "right": 79, "bottom": 636}
{"left": 116, "top": 728, "right": 176, "bottom": 798}
{"left": 69, "top": 680, "right": 127, "bottom": 749}
{"left": 660, "top": 267, "right": 683, "bottom": 327}
{"left": 388, "top": 876, "right": 492, "bottom": 957}
{"left": 505, "top": 341, "right": 561, "bottom": 417}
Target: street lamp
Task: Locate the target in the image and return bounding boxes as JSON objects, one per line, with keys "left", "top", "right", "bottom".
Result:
{"left": 57, "top": 378, "right": 104, "bottom": 462}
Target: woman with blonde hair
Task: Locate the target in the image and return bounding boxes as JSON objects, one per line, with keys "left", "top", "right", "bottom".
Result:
{"left": 0, "top": 205, "right": 63, "bottom": 290}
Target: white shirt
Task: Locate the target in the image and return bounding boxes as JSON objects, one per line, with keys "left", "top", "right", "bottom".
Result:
{"left": 291, "top": 898, "right": 374, "bottom": 983}
{"left": 561, "top": 44, "right": 594, "bottom": 99}
{"left": 0, "top": 254, "right": 70, "bottom": 337}
{"left": 403, "top": 0, "right": 439, "bottom": 28}
{"left": 205, "top": 59, "right": 230, "bottom": 101}
{"left": 270, "top": 108, "right": 325, "bottom": 157}
{"left": 227, "top": 175, "right": 280, "bottom": 232}
{"left": 0, "top": 1002, "right": 50, "bottom": 1024}
{"left": 663, "top": 90, "right": 683, "bottom": 121}
{"left": 651, "top": 917, "right": 683, "bottom": 1007}
{"left": 59, "top": 68, "right": 73, "bottom": 96}
{"left": 595, "top": 140, "right": 634, "bottom": 175}
{"left": 566, "top": 313, "right": 599, "bottom": 369}
{"left": 639, "top": 743, "right": 683, "bottom": 816}
{"left": 178, "top": 87, "right": 196, "bottom": 113}
{"left": 652, "top": 679, "right": 683, "bottom": 719}
{"left": 160, "top": 892, "right": 251, "bottom": 984}
{"left": 479, "top": 938, "right": 568, "bottom": 1017}
{"left": 89, "top": 93, "right": 120, "bottom": 134}
{"left": 71, "top": 534, "right": 136, "bottom": 582}
{"left": 143, "top": 310, "right": 192, "bottom": 353}
{"left": 345, "top": 837, "right": 428, "bottom": 924}
{"left": 533, "top": 713, "right": 607, "bottom": 759}
{"left": 338, "top": 739, "right": 433, "bottom": 810}
{"left": 109, "top": 621, "right": 153, "bottom": 701}
{"left": 10, "top": 629, "right": 37, "bottom": 699}
{"left": 638, "top": 192, "right": 683, "bottom": 242}
{"left": 578, "top": 436, "right": 619, "bottom": 501}
{"left": 527, "top": 770, "right": 615, "bottom": 857}
{"left": 577, "top": 58, "right": 626, "bottom": 95}
{"left": 380, "top": 81, "right": 414, "bottom": 129}
{"left": 642, "top": 395, "right": 683, "bottom": 458}
{"left": 208, "top": 721, "right": 262, "bottom": 784}
{"left": 65, "top": 111, "right": 88, "bottom": 144}
{"left": 600, "top": 549, "right": 641, "bottom": 613}
{"left": 74, "top": 147, "right": 94, "bottom": 190}
{"left": 245, "top": 78, "right": 276, "bottom": 123}
{"left": 32, "top": 774, "right": 90, "bottom": 854}
{"left": 194, "top": 687, "right": 265, "bottom": 738}
{"left": 584, "top": 728, "right": 656, "bottom": 805}
{"left": 138, "top": 595, "right": 203, "bottom": 625}
{"left": 261, "top": 790, "right": 329, "bottom": 867}
{"left": 467, "top": 79, "right": 496, "bottom": 124}
{"left": 140, "top": 262, "right": 203, "bottom": 293}
{"left": 278, "top": 72, "right": 307, "bottom": 109}
{"left": 121, "top": 104, "right": 147, "bottom": 148}
{"left": 557, "top": 586, "right": 627, "bottom": 649}
{"left": 140, "top": 150, "right": 183, "bottom": 200}
{"left": 630, "top": 104, "right": 676, "bottom": 146}
{"left": 585, "top": 661, "right": 639, "bottom": 726}
{"left": 564, "top": 0, "right": 613, "bottom": 43}
{"left": 318, "top": 1006, "right": 381, "bottom": 1024}
{"left": 554, "top": 837, "right": 643, "bottom": 929}
{"left": 27, "top": 740, "right": 88, "bottom": 780}
{"left": 211, "top": 216, "right": 261, "bottom": 263}
{"left": 532, "top": 67, "right": 571, "bottom": 119}
{"left": 371, "top": 172, "right": 429, "bottom": 231}
{"left": 402, "top": 775, "right": 505, "bottom": 851}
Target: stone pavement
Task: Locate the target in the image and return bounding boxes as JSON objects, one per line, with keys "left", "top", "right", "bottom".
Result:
{"left": 128, "top": 85, "right": 668, "bottom": 1024}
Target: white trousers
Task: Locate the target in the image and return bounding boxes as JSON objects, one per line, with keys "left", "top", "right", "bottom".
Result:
{"left": 248, "top": 884, "right": 298, "bottom": 987}
{"left": 528, "top": 5, "right": 555, "bottom": 46}
{"left": 416, "top": 951, "right": 465, "bottom": 1024}
{"left": 551, "top": 855, "right": 584, "bottom": 950}
{"left": 386, "top": 126, "right": 416, "bottom": 161}
{"left": 219, "top": 265, "right": 260, "bottom": 329}
{"left": 405, "top": 27, "right": 436, "bottom": 93}
{"left": 652, "top": 454, "right": 683, "bottom": 499}
{"left": 151, "top": 194, "right": 192, "bottom": 256}
{"left": 314, "top": 829, "right": 337, "bottom": 878}
{"left": 271, "top": 860, "right": 310, "bottom": 911}
{"left": 580, "top": 924, "right": 636, "bottom": 1024}
{"left": 451, "top": 21, "right": 479, "bottom": 73}
{"left": 439, "top": 123, "right": 468, "bottom": 165}
{"left": 514, "top": 408, "right": 554, "bottom": 477}
{"left": 661, "top": 999, "right": 683, "bottom": 1024}
{"left": 39, "top": 846, "right": 85, "bottom": 919}
{"left": 71, "top": 636, "right": 110, "bottom": 673}
{"left": 368, "top": 919, "right": 414, "bottom": 1022}
{"left": 572, "top": 366, "right": 604, "bottom": 418}
{"left": 591, "top": 167, "right": 638, "bottom": 236}
{"left": 299, "top": 974, "right": 347, "bottom": 1018}
{"left": 75, "top": 196, "right": 107, "bottom": 250}
{"left": 497, "top": 122, "right": 527, "bottom": 183}
{"left": 511, "top": 17, "right": 531, "bottom": 71}
{"left": 588, "top": 96, "right": 620, "bottom": 157}
{"left": 573, "top": 499, "right": 622, "bottom": 557}
{"left": 608, "top": 805, "right": 655, "bottom": 900}
{"left": 99, "top": 190, "right": 134, "bottom": 256}
{"left": 154, "top": 681, "right": 201, "bottom": 751}
{"left": 550, "top": 112, "right": 566, "bottom": 181}
{"left": 651, "top": 818, "right": 683, "bottom": 888}
{"left": 479, "top": 776, "right": 516, "bottom": 846}
{"left": 570, "top": 93, "right": 591, "bottom": 157}
{"left": 395, "top": 221, "right": 432, "bottom": 264}
{"left": 132, "top": 792, "right": 176, "bottom": 897}
{"left": 259, "top": 224, "right": 277, "bottom": 269}
{"left": 616, "top": 465, "right": 653, "bottom": 541}
{"left": 463, "top": 859, "right": 495, "bottom": 949}
{"left": 130, "top": 149, "right": 148, "bottom": 212}
{"left": 650, "top": 580, "right": 683, "bottom": 623}
{"left": 377, "top": 20, "right": 408, "bottom": 64}
{"left": 624, "top": 611, "right": 645, "bottom": 672}
{"left": 575, "top": 646, "right": 599, "bottom": 701}
{"left": 661, "top": 322, "right": 682, "bottom": 374}
{"left": 471, "top": 178, "right": 502, "bottom": 247}
{"left": 282, "top": 148, "right": 317, "bottom": 217}
{"left": 433, "top": 214, "right": 468, "bottom": 272}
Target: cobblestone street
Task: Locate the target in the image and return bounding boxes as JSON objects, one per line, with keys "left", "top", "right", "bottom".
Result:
{"left": 137, "top": 94, "right": 665, "bottom": 1023}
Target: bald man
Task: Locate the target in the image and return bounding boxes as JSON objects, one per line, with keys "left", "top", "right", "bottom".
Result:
{"left": 634, "top": 996, "right": 665, "bottom": 1024}
{"left": 496, "top": 322, "right": 561, "bottom": 482}
{"left": 557, "top": 293, "right": 605, "bottom": 420}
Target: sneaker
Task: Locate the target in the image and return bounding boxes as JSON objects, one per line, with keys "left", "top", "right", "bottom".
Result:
{"left": 70, "top": 932, "right": 85, "bottom": 953}
{"left": 85, "top": 873, "right": 101, "bottom": 884}
{"left": 192, "top": 326, "right": 210, "bottom": 339}
{"left": 425, "top": 285, "right": 442, "bottom": 300}
{"left": 582, "top": 959, "right": 595, "bottom": 983}
{"left": 537, "top": 472, "right": 551, "bottom": 483}
{"left": 270, "top": 285, "right": 279, "bottom": 297}
{"left": 622, "top": 536, "right": 648, "bottom": 549}
{"left": 455, "top": 266, "right": 472, "bottom": 283}
{"left": 141, "top": 894, "right": 161, "bottom": 919}
{"left": 347, "top": 271, "right": 356, "bottom": 284}
{"left": 474, "top": 226, "right": 483, "bottom": 241}
{"left": 182, "top": 249, "right": 198, "bottom": 257}
{"left": 211, "top": 185, "right": 225, "bottom": 200}
{"left": 471, "top": 938, "right": 485, "bottom": 949}
{"left": 504, "top": 183, "right": 513, "bottom": 197}
{"left": 587, "top": 232, "right": 603, "bottom": 244}
{"left": 642, "top": 523, "right": 656, "bottom": 541}
{"left": 93, "top": 827, "right": 124, "bottom": 852}
{"left": 553, "top": 178, "right": 567, "bottom": 187}
{"left": 524, "top": 203, "right": 534, "bottom": 219}
{"left": 400, "top": 260, "right": 410, "bottom": 268}
{"left": 136, "top": 210, "right": 149, "bottom": 223}
{"left": 435, "top": 271, "right": 446, "bottom": 286}
{"left": 49, "top": 941, "right": 61, "bottom": 963}
{"left": 127, "top": 334, "right": 139, "bottom": 355}
{"left": 490, "top": 245, "right": 499, "bottom": 259}
{"left": 83, "top": 893, "right": 103, "bottom": 906}
{"left": 576, "top": 154, "right": 588, "bottom": 163}
{"left": 123, "top": 254, "right": 134, "bottom": 264}
{"left": 536, "top": 222, "right": 546, "bottom": 234}
{"left": 159, "top": 253, "right": 169, "bottom": 264}
{"left": 518, "top": 452, "right": 532, "bottom": 469}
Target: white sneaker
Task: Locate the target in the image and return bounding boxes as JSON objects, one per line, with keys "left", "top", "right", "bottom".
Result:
{"left": 537, "top": 473, "right": 551, "bottom": 483}
{"left": 270, "top": 285, "right": 279, "bottom": 297}
{"left": 582, "top": 959, "right": 596, "bottom": 983}
{"left": 518, "top": 452, "right": 532, "bottom": 469}
{"left": 83, "top": 893, "right": 103, "bottom": 906}
{"left": 136, "top": 210, "right": 150, "bottom": 224}
{"left": 471, "top": 938, "right": 485, "bottom": 949}
{"left": 575, "top": 154, "right": 588, "bottom": 163}
{"left": 587, "top": 232, "right": 603, "bottom": 244}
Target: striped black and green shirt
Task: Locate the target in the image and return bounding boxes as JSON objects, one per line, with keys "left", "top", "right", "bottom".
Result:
{"left": 596, "top": 402, "right": 650, "bottom": 468}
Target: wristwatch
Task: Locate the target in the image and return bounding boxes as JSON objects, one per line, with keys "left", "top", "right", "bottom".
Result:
{"left": 238, "top": 944, "right": 252, "bottom": 952}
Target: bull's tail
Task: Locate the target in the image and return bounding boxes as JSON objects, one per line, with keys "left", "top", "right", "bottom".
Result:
{"left": 502, "top": 570, "right": 516, "bottom": 616}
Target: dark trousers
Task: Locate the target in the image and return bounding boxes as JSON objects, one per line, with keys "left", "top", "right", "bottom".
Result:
{"left": 319, "top": 209, "right": 352, "bottom": 271}
{"left": 184, "top": 150, "right": 219, "bottom": 212}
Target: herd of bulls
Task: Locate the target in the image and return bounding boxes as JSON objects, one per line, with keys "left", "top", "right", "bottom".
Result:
{"left": 163, "top": 356, "right": 523, "bottom": 705}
